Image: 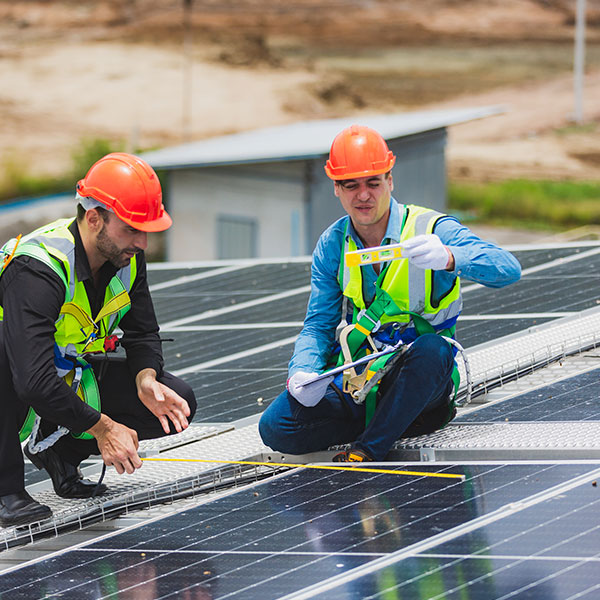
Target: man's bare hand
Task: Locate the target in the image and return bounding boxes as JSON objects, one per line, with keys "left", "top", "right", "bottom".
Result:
{"left": 87, "top": 414, "right": 142, "bottom": 475}
{"left": 136, "top": 368, "right": 191, "bottom": 434}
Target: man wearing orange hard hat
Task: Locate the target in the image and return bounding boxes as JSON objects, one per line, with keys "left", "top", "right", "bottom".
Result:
{"left": 0, "top": 153, "right": 196, "bottom": 527}
{"left": 259, "top": 125, "right": 521, "bottom": 462}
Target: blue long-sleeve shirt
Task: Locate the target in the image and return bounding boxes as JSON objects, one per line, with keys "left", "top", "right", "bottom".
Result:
{"left": 289, "top": 198, "right": 522, "bottom": 376}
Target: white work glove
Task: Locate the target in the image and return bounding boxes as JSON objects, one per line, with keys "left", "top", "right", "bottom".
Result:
{"left": 401, "top": 234, "right": 452, "bottom": 271}
{"left": 287, "top": 371, "right": 334, "bottom": 407}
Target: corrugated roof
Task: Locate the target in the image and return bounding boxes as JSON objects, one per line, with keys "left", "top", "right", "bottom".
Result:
{"left": 141, "top": 105, "right": 504, "bottom": 170}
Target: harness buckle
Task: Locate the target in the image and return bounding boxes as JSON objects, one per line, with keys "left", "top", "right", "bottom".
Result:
{"left": 356, "top": 309, "right": 380, "bottom": 333}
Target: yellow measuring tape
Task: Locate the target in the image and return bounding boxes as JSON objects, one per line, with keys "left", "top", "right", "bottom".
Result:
{"left": 141, "top": 457, "right": 465, "bottom": 481}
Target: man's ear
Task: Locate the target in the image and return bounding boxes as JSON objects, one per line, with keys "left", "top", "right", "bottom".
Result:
{"left": 85, "top": 208, "right": 103, "bottom": 233}
{"left": 333, "top": 182, "right": 340, "bottom": 198}
{"left": 387, "top": 173, "right": 394, "bottom": 191}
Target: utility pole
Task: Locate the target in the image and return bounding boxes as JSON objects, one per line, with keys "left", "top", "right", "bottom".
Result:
{"left": 182, "top": 0, "right": 193, "bottom": 142}
{"left": 573, "top": 0, "right": 586, "bottom": 123}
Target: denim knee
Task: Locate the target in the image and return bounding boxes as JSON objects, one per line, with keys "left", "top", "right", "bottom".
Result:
{"left": 258, "top": 408, "right": 277, "bottom": 449}
{"left": 409, "top": 333, "right": 454, "bottom": 373}
{"left": 258, "top": 403, "right": 296, "bottom": 452}
{"left": 258, "top": 396, "right": 314, "bottom": 455}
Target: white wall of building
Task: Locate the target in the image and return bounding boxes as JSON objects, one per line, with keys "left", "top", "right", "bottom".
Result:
{"left": 166, "top": 162, "right": 306, "bottom": 261}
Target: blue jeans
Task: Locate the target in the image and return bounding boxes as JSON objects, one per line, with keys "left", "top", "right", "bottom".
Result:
{"left": 258, "top": 334, "right": 455, "bottom": 461}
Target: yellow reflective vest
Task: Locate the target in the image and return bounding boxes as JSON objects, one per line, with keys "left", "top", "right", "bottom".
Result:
{"left": 0, "top": 218, "right": 136, "bottom": 370}
{"left": 338, "top": 204, "right": 462, "bottom": 335}
{"left": 0, "top": 218, "right": 137, "bottom": 440}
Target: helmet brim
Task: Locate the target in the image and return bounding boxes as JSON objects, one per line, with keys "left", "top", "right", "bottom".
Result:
{"left": 119, "top": 210, "right": 173, "bottom": 233}
{"left": 325, "top": 165, "right": 394, "bottom": 181}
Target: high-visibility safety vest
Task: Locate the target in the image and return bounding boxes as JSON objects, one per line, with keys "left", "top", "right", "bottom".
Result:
{"left": 0, "top": 218, "right": 137, "bottom": 441}
{"left": 334, "top": 205, "right": 462, "bottom": 424}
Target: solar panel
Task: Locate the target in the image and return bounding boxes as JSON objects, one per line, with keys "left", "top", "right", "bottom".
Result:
{"left": 457, "top": 366, "right": 600, "bottom": 423}
{"left": 2, "top": 463, "right": 599, "bottom": 598}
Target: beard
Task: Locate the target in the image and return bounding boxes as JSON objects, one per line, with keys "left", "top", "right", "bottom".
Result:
{"left": 96, "top": 224, "right": 138, "bottom": 268}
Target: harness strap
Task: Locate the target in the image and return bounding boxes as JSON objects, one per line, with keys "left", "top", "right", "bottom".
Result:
{"left": 19, "top": 357, "right": 101, "bottom": 444}
{"left": 0, "top": 234, "right": 22, "bottom": 272}
{"left": 337, "top": 284, "right": 461, "bottom": 427}
{"left": 336, "top": 288, "right": 388, "bottom": 367}
{"left": 338, "top": 323, "right": 379, "bottom": 396}
{"left": 60, "top": 290, "right": 130, "bottom": 349}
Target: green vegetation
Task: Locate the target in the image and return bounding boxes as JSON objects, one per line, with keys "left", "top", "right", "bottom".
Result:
{"left": 448, "top": 179, "right": 600, "bottom": 230}
{"left": 0, "top": 157, "right": 71, "bottom": 202}
{"left": 0, "top": 137, "right": 124, "bottom": 203}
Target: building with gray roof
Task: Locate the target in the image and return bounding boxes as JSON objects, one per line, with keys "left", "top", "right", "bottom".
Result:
{"left": 141, "top": 106, "right": 502, "bottom": 261}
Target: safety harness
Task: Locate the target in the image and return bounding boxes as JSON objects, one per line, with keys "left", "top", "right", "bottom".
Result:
{"left": 333, "top": 205, "right": 463, "bottom": 426}
{"left": 0, "top": 218, "right": 136, "bottom": 450}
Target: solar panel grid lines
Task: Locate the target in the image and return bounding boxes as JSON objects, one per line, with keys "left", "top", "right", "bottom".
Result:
{"left": 180, "top": 369, "right": 286, "bottom": 422}
{"left": 465, "top": 355, "right": 600, "bottom": 413}
{"left": 466, "top": 245, "right": 600, "bottom": 287}
{"left": 2, "top": 463, "right": 486, "bottom": 597}
{"left": 457, "top": 366, "right": 600, "bottom": 424}
{"left": 159, "top": 285, "right": 311, "bottom": 329}
{"left": 171, "top": 334, "right": 298, "bottom": 377}
{"left": 455, "top": 353, "right": 600, "bottom": 416}
{"left": 149, "top": 244, "right": 600, "bottom": 336}
{"left": 162, "top": 327, "right": 299, "bottom": 371}
{"left": 146, "top": 266, "right": 218, "bottom": 286}
{"left": 163, "top": 323, "right": 305, "bottom": 331}
{"left": 431, "top": 492, "right": 600, "bottom": 563}
{"left": 460, "top": 246, "right": 600, "bottom": 316}
{"left": 459, "top": 313, "right": 575, "bottom": 320}
{"left": 4, "top": 464, "right": 600, "bottom": 599}
{"left": 276, "top": 465, "right": 600, "bottom": 600}
{"left": 149, "top": 263, "right": 252, "bottom": 292}
{"left": 454, "top": 305, "right": 600, "bottom": 396}
{"left": 148, "top": 246, "right": 600, "bottom": 429}
{"left": 145, "top": 244, "right": 600, "bottom": 418}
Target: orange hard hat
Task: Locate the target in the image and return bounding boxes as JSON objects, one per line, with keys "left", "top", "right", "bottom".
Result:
{"left": 76, "top": 153, "right": 172, "bottom": 232}
{"left": 324, "top": 124, "right": 396, "bottom": 180}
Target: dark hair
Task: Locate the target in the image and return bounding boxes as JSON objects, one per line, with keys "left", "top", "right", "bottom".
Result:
{"left": 76, "top": 203, "right": 111, "bottom": 223}
{"left": 335, "top": 170, "right": 392, "bottom": 186}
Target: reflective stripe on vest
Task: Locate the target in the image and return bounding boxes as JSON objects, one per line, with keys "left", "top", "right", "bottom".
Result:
{"left": 337, "top": 205, "right": 462, "bottom": 331}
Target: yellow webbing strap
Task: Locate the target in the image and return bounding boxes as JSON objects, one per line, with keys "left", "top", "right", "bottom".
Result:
{"left": 95, "top": 290, "right": 130, "bottom": 322}
{"left": 60, "top": 302, "right": 96, "bottom": 330}
{"left": 354, "top": 322, "right": 371, "bottom": 336}
{"left": 338, "top": 323, "right": 378, "bottom": 397}
{"left": 60, "top": 290, "right": 131, "bottom": 337}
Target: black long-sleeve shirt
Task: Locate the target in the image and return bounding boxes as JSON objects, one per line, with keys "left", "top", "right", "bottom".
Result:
{"left": 0, "top": 219, "right": 163, "bottom": 433}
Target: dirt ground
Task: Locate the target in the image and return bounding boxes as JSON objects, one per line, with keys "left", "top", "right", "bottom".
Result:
{"left": 0, "top": 0, "right": 599, "bottom": 187}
